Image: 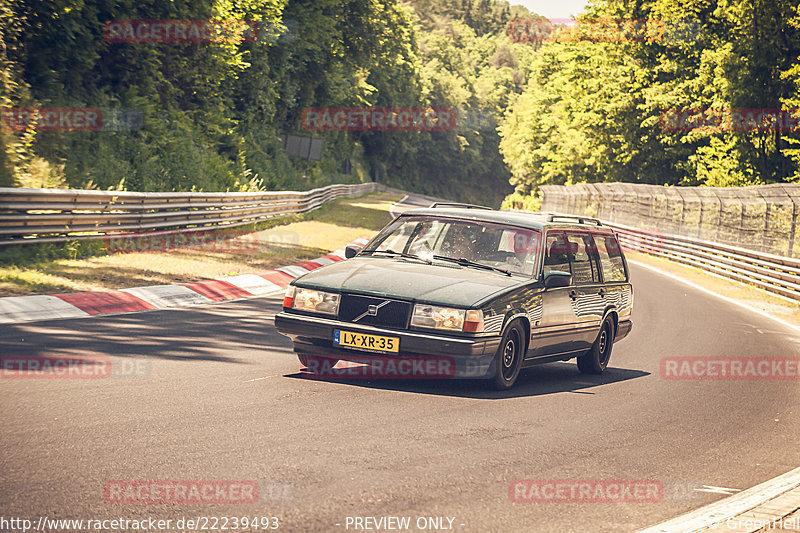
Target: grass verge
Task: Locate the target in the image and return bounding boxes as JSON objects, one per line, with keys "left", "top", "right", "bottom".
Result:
{"left": 0, "top": 191, "right": 400, "bottom": 296}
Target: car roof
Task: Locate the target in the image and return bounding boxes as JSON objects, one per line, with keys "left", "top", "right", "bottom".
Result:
{"left": 402, "top": 207, "right": 614, "bottom": 232}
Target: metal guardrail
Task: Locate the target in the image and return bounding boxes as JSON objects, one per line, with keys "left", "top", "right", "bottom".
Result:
{"left": 6, "top": 181, "right": 797, "bottom": 301}
{"left": 0, "top": 182, "right": 380, "bottom": 246}
{"left": 604, "top": 220, "right": 800, "bottom": 301}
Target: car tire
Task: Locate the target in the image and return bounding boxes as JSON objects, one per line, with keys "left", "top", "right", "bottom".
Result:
{"left": 577, "top": 318, "right": 613, "bottom": 374}
{"left": 487, "top": 320, "right": 525, "bottom": 390}
{"left": 297, "top": 355, "right": 338, "bottom": 373}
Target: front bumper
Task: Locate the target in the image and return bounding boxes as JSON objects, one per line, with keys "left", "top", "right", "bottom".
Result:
{"left": 274, "top": 311, "right": 501, "bottom": 378}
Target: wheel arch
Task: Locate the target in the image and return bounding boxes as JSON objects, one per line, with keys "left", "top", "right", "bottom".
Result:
{"left": 601, "top": 306, "right": 619, "bottom": 336}
{"left": 502, "top": 312, "right": 530, "bottom": 353}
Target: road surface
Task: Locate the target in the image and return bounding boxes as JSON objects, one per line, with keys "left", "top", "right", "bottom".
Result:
{"left": 1, "top": 260, "right": 799, "bottom": 532}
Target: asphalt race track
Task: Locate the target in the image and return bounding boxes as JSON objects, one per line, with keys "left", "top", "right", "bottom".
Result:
{"left": 1, "top": 264, "right": 799, "bottom": 532}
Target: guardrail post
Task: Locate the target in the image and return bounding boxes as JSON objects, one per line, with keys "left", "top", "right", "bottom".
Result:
{"left": 738, "top": 191, "right": 746, "bottom": 246}
{"left": 696, "top": 190, "right": 705, "bottom": 240}
{"left": 759, "top": 188, "right": 770, "bottom": 253}
{"left": 716, "top": 191, "right": 725, "bottom": 241}
{"left": 789, "top": 188, "right": 799, "bottom": 258}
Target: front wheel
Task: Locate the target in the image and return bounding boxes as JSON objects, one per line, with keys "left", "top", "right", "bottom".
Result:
{"left": 577, "top": 319, "right": 613, "bottom": 374}
{"left": 486, "top": 321, "right": 526, "bottom": 390}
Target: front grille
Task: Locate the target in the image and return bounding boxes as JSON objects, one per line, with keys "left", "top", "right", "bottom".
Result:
{"left": 338, "top": 294, "right": 411, "bottom": 329}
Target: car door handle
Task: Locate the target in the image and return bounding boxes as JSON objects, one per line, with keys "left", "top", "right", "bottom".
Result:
{"left": 598, "top": 289, "right": 606, "bottom": 297}
{"left": 568, "top": 290, "right": 578, "bottom": 300}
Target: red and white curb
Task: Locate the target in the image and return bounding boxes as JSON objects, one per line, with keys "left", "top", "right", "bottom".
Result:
{"left": 0, "top": 238, "right": 370, "bottom": 324}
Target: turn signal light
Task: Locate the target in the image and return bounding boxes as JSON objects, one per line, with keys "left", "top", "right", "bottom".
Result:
{"left": 463, "top": 309, "right": 484, "bottom": 333}
{"left": 283, "top": 286, "right": 295, "bottom": 308}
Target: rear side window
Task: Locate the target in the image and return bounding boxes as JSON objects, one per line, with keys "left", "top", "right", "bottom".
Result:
{"left": 565, "top": 233, "right": 599, "bottom": 284}
{"left": 593, "top": 234, "right": 627, "bottom": 282}
{"left": 543, "top": 232, "right": 599, "bottom": 284}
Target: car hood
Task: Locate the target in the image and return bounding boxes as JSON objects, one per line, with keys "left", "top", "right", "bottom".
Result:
{"left": 294, "top": 256, "right": 526, "bottom": 307}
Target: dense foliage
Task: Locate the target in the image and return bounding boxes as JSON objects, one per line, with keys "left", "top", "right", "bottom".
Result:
{"left": 500, "top": 0, "right": 800, "bottom": 201}
{"left": 1, "top": 0, "right": 539, "bottom": 206}
{"left": 3, "top": 0, "right": 796, "bottom": 209}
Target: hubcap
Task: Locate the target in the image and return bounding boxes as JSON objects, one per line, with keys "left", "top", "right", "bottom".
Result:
{"left": 501, "top": 330, "right": 520, "bottom": 380}
{"left": 598, "top": 328, "right": 609, "bottom": 364}
{"left": 503, "top": 340, "right": 515, "bottom": 368}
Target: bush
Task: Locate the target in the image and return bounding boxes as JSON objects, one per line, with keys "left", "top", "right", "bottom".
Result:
{"left": 501, "top": 190, "right": 542, "bottom": 212}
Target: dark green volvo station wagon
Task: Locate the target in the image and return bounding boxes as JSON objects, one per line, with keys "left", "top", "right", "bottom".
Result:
{"left": 275, "top": 204, "right": 633, "bottom": 389}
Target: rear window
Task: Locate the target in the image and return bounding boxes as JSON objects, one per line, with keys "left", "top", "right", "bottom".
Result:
{"left": 593, "top": 234, "right": 627, "bottom": 282}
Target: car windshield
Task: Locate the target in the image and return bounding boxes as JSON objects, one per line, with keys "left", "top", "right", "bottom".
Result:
{"left": 361, "top": 216, "right": 541, "bottom": 276}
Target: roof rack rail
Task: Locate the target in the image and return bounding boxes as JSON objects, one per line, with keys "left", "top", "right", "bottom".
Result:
{"left": 544, "top": 213, "right": 602, "bottom": 226}
{"left": 430, "top": 202, "right": 492, "bottom": 210}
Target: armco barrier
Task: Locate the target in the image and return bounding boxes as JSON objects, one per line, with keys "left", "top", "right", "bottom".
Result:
{"left": 539, "top": 183, "right": 800, "bottom": 301}
{"left": 608, "top": 220, "right": 800, "bottom": 300}
{"left": 0, "top": 182, "right": 380, "bottom": 246}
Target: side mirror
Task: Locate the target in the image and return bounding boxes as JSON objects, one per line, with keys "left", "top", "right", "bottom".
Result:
{"left": 544, "top": 270, "right": 571, "bottom": 289}
{"left": 344, "top": 244, "right": 363, "bottom": 259}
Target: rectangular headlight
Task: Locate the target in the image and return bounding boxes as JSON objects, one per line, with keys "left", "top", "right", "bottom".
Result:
{"left": 291, "top": 287, "right": 341, "bottom": 316}
{"left": 411, "top": 304, "right": 466, "bottom": 331}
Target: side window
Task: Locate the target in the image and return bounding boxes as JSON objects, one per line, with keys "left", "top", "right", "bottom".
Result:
{"left": 566, "top": 234, "right": 598, "bottom": 284}
{"left": 543, "top": 232, "right": 571, "bottom": 277}
{"left": 593, "top": 234, "right": 627, "bottom": 282}
{"left": 505, "top": 229, "right": 540, "bottom": 276}
{"left": 582, "top": 233, "right": 601, "bottom": 283}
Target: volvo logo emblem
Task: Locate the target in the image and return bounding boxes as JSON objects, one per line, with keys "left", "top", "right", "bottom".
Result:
{"left": 353, "top": 300, "right": 391, "bottom": 322}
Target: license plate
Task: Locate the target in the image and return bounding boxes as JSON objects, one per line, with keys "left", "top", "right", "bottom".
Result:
{"left": 333, "top": 330, "right": 399, "bottom": 353}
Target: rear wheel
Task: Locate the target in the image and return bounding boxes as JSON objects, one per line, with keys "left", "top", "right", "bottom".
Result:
{"left": 487, "top": 321, "right": 525, "bottom": 390}
{"left": 577, "top": 318, "right": 613, "bottom": 374}
{"left": 297, "top": 355, "right": 338, "bottom": 373}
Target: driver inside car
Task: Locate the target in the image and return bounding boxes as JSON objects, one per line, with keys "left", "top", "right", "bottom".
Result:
{"left": 450, "top": 230, "right": 475, "bottom": 258}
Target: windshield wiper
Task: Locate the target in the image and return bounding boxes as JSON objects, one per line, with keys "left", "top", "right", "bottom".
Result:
{"left": 432, "top": 255, "right": 513, "bottom": 276}
{"left": 365, "top": 249, "right": 432, "bottom": 264}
